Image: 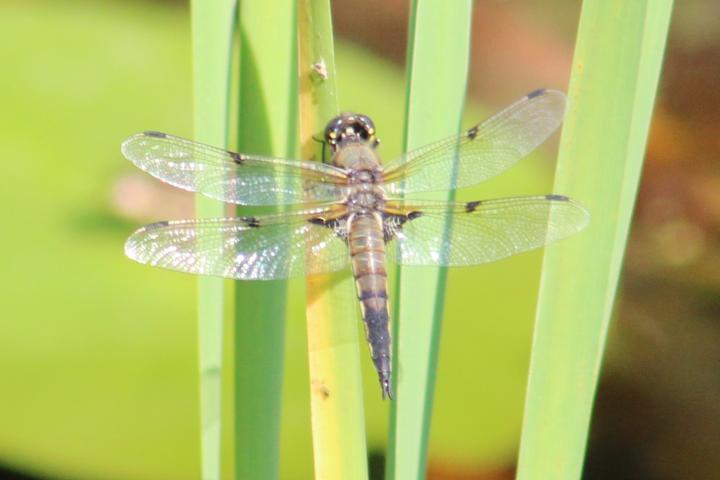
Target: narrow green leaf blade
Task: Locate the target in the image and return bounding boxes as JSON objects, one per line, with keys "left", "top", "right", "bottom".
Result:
{"left": 190, "top": 0, "right": 237, "bottom": 479}
{"left": 233, "top": 1, "right": 297, "bottom": 478}
{"left": 516, "top": 2, "right": 674, "bottom": 479}
{"left": 387, "top": 1, "right": 473, "bottom": 479}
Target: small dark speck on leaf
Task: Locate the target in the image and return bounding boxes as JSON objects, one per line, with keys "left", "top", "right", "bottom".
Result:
{"left": 312, "top": 379, "right": 330, "bottom": 399}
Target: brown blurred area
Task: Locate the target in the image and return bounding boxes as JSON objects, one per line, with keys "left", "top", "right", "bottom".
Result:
{"left": 333, "top": 0, "right": 574, "bottom": 106}
{"left": 334, "top": 1, "right": 720, "bottom": 479}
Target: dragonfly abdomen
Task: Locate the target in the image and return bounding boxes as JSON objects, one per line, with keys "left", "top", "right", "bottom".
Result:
{"left": 349, "top": 212, "right": 393, "bottom": 399}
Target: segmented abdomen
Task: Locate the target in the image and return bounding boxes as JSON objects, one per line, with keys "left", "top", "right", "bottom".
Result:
{"left": 348, "top": 212, "right": 393, "bottom": 398}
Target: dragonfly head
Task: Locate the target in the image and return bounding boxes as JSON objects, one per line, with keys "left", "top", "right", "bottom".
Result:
{"left": 324, "top": 113, "right": 379, "bottom": 153}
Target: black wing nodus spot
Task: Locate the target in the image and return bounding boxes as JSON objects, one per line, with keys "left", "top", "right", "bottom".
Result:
{"left": 467, "top": 125, "right": 479, "bottom": 140}
{"left": 394, "top": 211, "right": 422, "bottom": 225}
{"left": 144, "top": 131, "right": 167, "bottom": 138}
{"left": 228, "top": 151, "right": 245, "bottom": 164}
{"left": 241, "top": 216, "right": 260, "bottom": 228}
{"left": 465, "top": 200, "right": 482, "bottom": 213}
{"left": 545, "top": 194, "right": 569, "bottom": 201}
{"left": 527, "top": 88, "right": 546, "bottom": 99}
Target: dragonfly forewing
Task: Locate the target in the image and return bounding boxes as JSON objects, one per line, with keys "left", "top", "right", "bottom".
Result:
{"left": 380, "top": 89, "right": 567, "bottom": 195}
{"left": 121, "top": 132, "right": 350, "bottom": 206}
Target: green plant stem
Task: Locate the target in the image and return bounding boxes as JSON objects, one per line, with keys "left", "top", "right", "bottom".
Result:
{"left": 298, "top": 1, "right": 368, "bottom": 478}
{"left": 516, "top": 2, "right": 674, "bottom": 479}
{"left": 233, "top": 1, "right": 297, "bottom": 478}
{"left": 190, "top": 0, "right": 236, "bottom": 479}
{"left": 387, "top": 1, "right": 473, "bottom": 479}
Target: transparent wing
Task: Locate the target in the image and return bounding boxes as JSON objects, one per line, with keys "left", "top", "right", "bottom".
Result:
{"left": 385, "top": 194, "right": 589, "bottom": 266}
{"left": 380, "top": 89, "right": 567, "bottom": 194}
{"left": 121, "top": 132, "right": 350, "bottom": 205}
{"left": 125, "top": 206, "right": 350, "bottom": 280}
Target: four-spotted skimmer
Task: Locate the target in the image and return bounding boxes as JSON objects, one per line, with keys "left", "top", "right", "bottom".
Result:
{"left": 123, "top": 89, "right": 589, "bottom": 399}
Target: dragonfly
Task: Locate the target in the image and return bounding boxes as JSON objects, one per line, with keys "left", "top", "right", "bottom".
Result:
{"left": 122, "top": 88, "right": 589, "bottom": 400}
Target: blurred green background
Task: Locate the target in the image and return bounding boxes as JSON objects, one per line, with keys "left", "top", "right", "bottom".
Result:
{"left": 1, "top": 1, "right": 718, "bottom": 479}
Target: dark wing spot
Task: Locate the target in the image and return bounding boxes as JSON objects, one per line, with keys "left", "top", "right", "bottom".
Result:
{"left": 467, "top": 125, "right": 479, "bottom": 140}
{"left": 309, "top": 217, "right": 347, "bottom": 241}
{"left": 465, "top": 200, "right": 482, "bottom": 213}
{"left": 144, "top": 131, "right": 167, "bottom": 138}
{"left": 382, "top": 211, "right": 422, "bottom": 242}
{"left": 308, "top": 217, "right": 327, "bottom": 226}
{"left": 228, "top": 151, "right": 245, "bottom": 164}
{"left": 545, "top": 194, "right": 569, "bottom": 201}
{"left": 329, "top": 219, "right": 348, "bottom": 241}
{"left": 241, "top": 216, "right": 260, "bottom": 228}
{"left": 527, "top": 88, "right": 546, "bottom": 99}
{"left": 143, "top": 220, "right": 170, "bottom": 231}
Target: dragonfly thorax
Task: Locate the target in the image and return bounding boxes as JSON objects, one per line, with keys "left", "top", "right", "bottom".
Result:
{"left": 348, "top": 169, "right": 380, "bottom": 184}
{"left": 332, "top": 142, "right": 383, "bottom": 171}
{"left": 347, "top": 189, "right": 385, "bottom": 212}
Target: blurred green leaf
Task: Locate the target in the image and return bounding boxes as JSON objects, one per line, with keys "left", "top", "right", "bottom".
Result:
{"left": 387, "top": 1, "right": 473, "bottom": 479}
{"left": 516, "top": 2, "right": 674, "bottom": 479}
{"left": 232, "top": 1, "right": 297, "bottom": 479}
{"left": 191, "top": 0, "right": 236, "bottom": 478}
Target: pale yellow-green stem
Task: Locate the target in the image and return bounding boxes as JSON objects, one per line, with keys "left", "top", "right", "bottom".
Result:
{"left": 298, "top": 1, "right": 368, "bottom": 478}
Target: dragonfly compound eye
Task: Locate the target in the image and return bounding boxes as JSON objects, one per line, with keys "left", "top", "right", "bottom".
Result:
{"left": 324, "top": 113, "right": 377, "bottom": 150}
